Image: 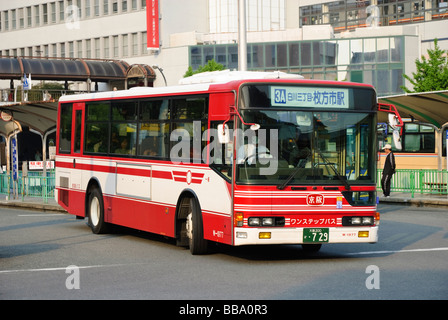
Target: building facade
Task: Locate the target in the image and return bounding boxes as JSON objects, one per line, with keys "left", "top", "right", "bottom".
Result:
{"left": 0, "top": 0, "right": 447, "bottom": 94}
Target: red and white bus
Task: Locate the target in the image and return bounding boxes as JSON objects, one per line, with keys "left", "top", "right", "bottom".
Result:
{"left": 55, "top": 71, "right": 380, "bottom": 254}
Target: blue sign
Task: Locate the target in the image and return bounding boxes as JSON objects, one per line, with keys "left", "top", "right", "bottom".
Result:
{"left": 12, "top": 137, "right": 18, "bottom": 181}
{"left": 23, "top": 74, "right": 29, "bottom": 90}
{"left": 271, "top": 86, "right": 349, "bottom": 108}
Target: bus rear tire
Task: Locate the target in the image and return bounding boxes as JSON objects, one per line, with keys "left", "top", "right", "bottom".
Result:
{"left": 185, "top": 198, "right": 208, "bottom": 255}
{"left": 87, "top": 188, "right": 109, "bottom": 234}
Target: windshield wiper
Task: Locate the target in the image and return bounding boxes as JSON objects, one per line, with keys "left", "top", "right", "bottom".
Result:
{"left": 277, "top": 159, "right": 307, "bottom": 190}
{"left": 315, "top": 149, "right": 351, "bottom": 191}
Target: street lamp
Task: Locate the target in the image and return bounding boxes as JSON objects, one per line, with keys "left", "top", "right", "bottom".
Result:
{"left": 152, "top": 65, "right": 167, "bottom": 86}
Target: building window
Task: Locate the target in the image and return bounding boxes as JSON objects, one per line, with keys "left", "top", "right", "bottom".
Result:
{"left": 122, "top": 34, "right": 128, "bottom": 56}
{"left": 104, "top": 37, "right": 110, "bottom": 57}
{"left": 43, "top": 4, "right": 48, "bottom": 25}
{"left": 95, "top": 38, "right": 100, "bottom": 58}
{"left": 51, "top": 2, "right": 57, "bottom": 23}
{"left": 77, "top": 40, "right": 83, "bottom": 57}
{"left": 132, "top": 33, "right": 138, "bottom": 55}
{"left": 69, "top": 41, "right": 74, "bottom": 58}
{"left": 141, "top": 31, "right": 147, "bottom": 54}
{"left": 34, "top": 5, "right": 40, "bottom": 26}
{"left": 104, "top": 0, "right": 109, "bottom": 15}
{"left": 94, "top": 0, "right": 100, "bottom": 16}
{"left": 113, "top": 35, "right": 119, "bottom": 57}
{"left": 11, "top": 9, "right": 16, "bottom": 29}
{"left": 85, "top": 0, "right": 91, "bottom": 17}
{"left": 59, "top": 1, "right": 65, "bottom": 21}
{"left": 209, "top": 0, "right": 285, "bottom": 33}
{"left": 86, "top": 39, "right": 91, "bottom": 58}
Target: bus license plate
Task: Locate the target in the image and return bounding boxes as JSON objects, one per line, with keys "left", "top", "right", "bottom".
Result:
{"left": 303, "top": 228, "right": 329, "bottom": 243}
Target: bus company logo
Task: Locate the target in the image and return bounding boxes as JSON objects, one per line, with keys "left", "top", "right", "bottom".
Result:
{"left": 307, "top": 194, "right": 324, "bottom": 206}
{"left": 172, "top": 170, "right": 204, "bottom": 185}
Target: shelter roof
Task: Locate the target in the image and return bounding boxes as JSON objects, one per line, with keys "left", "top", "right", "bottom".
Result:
{"left": 0, "top": 57, "right": 155, "bottom": 82}
{"left": 378, "top": 90, "right": 448, "bottom": 129}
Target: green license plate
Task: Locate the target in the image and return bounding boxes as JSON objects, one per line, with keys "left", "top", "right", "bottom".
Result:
{"left": 303, "top": 228, "right": 329, "bottom": 243}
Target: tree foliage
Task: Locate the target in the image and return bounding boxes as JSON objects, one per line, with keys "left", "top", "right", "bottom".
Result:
{"left": 183, "top": 59, "right": 224, "bottom": 78}
{"left": 401, "top": 39, "right": 448, "bottom": 93}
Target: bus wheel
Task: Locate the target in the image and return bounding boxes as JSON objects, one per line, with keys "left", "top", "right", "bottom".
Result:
{"left": 87, "top": 188, "right": 109, "bottom": 234}
{"left": 185, "top": 198, "right": 208, "bottom": 255}
{"left": 302, "top": 244, "right": 322, "bottom": 253}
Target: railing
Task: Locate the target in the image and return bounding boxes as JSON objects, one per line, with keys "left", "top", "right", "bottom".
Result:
{"left": 1, "top": 169, "right": 447, "bottom": 203}
{"left": 377, "top": 169, "right": 448, "bottom": 197}
{"left": 1, "top": 88, "right": 89, "bottom": 104}
{"left": 0, "top": 170, "right": 55, "bottom": 203}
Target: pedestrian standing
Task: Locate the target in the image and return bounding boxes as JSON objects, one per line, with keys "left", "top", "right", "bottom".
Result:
{"left": 381, "top": 144, "right": 396, "bottom": 197}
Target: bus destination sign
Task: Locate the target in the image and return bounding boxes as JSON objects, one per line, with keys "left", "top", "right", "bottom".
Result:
{"left": 271, "top": 86, "right": 349, "bottom": 109}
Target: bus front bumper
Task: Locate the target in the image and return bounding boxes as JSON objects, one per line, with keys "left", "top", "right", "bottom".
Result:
{"left": 233, "top": 226, "right": 378, "bottom": 246}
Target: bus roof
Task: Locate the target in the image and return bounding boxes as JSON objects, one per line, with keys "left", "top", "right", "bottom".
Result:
{"left": 59, "top": 70, "right": 374, "bottom": 103}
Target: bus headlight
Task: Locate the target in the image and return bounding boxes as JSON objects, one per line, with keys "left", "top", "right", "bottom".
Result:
{"left": 248, "top": 217, "right": 261, "bottom": 226}
{"left": 262, "top": 217, "right": 274, "bottom": 226}
{"left": 342, "top": 216, "right": 375, "bottom": 226}
{"left": 248, "top": 217, "right": 285, "bottom": 227}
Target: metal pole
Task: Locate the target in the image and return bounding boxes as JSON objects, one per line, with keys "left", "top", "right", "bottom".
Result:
{"left": 238, "top": 0, "right": 247, "bottom": 71}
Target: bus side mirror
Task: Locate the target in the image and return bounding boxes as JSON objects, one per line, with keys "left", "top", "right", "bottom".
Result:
{"left": 217, "top": 124, "right": 230, "bottom": 144}
{"left": 393, "top": 129, "right": 402, "bottom": 150}
{"left": 388, "top": 113, "right": 400, "bottom": 129}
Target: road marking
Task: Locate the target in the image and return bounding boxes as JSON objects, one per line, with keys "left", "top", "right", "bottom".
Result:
{"left": 0, "top": 264, "right": 128, "bottom": 274}
{"left": 347, "top": 247, "right": 448, "bottom": 256}
{"left": 18, "top": 214, "right": 66, "bottom": 217}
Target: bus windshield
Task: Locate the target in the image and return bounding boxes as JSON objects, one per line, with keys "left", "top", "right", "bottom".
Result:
{"left": 235, "top": 85, "right": 377, "bottom": 187}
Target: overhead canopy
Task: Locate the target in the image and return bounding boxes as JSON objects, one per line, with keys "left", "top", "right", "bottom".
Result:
{"left": 0, "top": 57, "right": 155, "bottom": 82}
{"left": 378, "top": 90, "right": 448, "bottom": 129}
{"left": 0, "top": 102, "right": 58, "bottom": 137}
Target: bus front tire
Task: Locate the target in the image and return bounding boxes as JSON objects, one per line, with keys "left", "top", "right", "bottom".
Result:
{"left": 185, "top": 198, "right": 208, "bottom": 255}
{"left": 87, "top": 188, "right": 109, "bottom": 234}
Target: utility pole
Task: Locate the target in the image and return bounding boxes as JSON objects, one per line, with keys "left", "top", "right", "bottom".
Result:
{"left": 238, "top": 0, "right": 247, "bottom": 71}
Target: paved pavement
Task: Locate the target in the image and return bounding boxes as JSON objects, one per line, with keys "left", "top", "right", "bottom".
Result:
{"left": 1, "top": 192, "right": 447, "bottom": 213}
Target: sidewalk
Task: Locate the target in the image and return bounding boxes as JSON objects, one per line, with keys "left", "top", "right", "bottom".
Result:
{"left": 0, "top": 194, "right": 66, "bottom": 213}
{"left": 1, "top": 192, "right": 447, "bottom": 213}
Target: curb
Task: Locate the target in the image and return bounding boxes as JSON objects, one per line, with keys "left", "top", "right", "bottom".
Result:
{"left": 0, "top": 201, "right": 67, "bottom": 213}
{"left": 379, "top": 197, "right": 448, "bottom": 207}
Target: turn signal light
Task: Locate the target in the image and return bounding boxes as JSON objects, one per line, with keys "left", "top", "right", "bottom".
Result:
{"left": 358, "top": 231, "right": 369, "bottom": 238}
{"left": 234, "top": 213, "right": 244, "bottom": 227}
{"left": 259, "top": 232, "right": 271, "bottom": 239}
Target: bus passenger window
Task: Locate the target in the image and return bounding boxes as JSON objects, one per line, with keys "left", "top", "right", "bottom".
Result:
{"left": 58, "top": 103, "right": 73, "bottom": 153}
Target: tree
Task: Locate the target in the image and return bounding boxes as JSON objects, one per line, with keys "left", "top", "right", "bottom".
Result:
{"left": 401, "top": 39, "right": 448, "bottom": 93}
{"left": 183, "top": 59, "right": 224, "bottom": 78}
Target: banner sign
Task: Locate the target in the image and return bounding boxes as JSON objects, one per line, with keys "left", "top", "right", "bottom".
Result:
{"left": 12, "top": 137, "right": 18, "bottom": 181}
{"left": 271, "top": 86, "right": 350, "bottom": 109}
{"left": 146, "top": 0, "right": 160, "bottom": 50}
{"left": 28, "top": 161, "right": 55, "bottom": 170}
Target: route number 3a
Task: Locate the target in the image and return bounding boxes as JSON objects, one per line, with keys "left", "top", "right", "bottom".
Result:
{"left": 274, "top": 89, "right": 287, "bottom": 104}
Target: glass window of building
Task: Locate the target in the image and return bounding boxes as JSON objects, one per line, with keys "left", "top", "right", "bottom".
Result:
{"left": 300, "top": 0, "right": 448, "bottom": 32}
{"left": 209, "top": 0, "right": 285, "bottom": 33}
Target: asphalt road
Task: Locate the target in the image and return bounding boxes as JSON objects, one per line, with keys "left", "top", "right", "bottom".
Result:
{"left": 1, "top": 203, "right": 447, "bottom": 304}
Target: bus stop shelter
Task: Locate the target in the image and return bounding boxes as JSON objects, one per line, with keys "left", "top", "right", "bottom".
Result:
{"left": 378, "top": 90, "right": 448, "bottom": 170}
{"left": 0, "top": 57, "right": 156, "bottom": 177}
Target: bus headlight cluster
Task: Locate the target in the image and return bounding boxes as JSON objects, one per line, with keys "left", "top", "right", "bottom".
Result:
{"left": 248, "top": 217, "right": 285, "bottom": 227}
{"left": 342, "top": 216, "right": 374, "bottom": 226}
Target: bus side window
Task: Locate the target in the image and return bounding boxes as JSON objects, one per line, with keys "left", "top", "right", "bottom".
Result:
{"left": 58, "top": 103, "right": 73, "bottom": 154}
{"left": 85, "top": 102, "right": 110, "bottom": 154}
